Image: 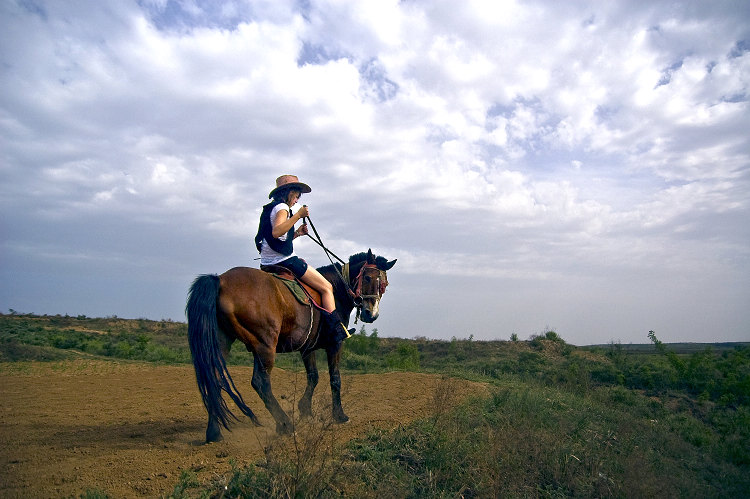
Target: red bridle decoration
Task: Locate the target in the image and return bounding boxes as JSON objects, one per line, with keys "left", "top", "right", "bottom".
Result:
{"left": 351, "top": 263, "right": 388, "bottom": 304}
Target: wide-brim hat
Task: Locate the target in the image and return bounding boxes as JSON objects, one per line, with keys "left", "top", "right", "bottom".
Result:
{"left": 268, "top": 174, "right": 312, "bottom": 199}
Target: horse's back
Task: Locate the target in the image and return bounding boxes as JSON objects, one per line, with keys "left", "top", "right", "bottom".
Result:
{"left": 219, "top": 266, "right": 266, "bottom": 287}
{"left": 217, "top": 267, "right": 302, "bottom": 334}
{"left": 218, "top": 267, "right": 279, "bottom": 308}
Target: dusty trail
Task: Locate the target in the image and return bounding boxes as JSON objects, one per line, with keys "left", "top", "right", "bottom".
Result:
{"left": 0, "top": 360, "right": 487, "bottom": 498}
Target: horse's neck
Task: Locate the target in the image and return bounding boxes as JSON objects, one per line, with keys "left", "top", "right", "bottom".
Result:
{"left": 323, "top": 265, "right": 354, "bottom": 314}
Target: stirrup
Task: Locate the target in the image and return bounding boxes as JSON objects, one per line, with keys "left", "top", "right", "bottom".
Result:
{"left": 334, "top": 323, "right": 354, "bottom": 342}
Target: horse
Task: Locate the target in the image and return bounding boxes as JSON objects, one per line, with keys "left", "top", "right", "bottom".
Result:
{"left": 186, "top": 249, "right": 396, "bottom": 441}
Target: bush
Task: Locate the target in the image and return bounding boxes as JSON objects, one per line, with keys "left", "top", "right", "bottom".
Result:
{"left": 0, "top": 314, "right": 192, "bottom": 364}
{"left": 341, "top": 352, "right": 376, "bottom": 371}
{"left": 386, "top": 342, "right": 420, "bottom": 370}
{"left": 517, "top": 351, "right": 543, "bottom": 374}
{"left": 346, "top": 328, "right": 380, "bottom": 356}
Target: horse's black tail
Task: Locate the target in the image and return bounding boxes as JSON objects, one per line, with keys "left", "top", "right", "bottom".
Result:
{"left": 186, "top": 274, "right": 259, "bottom": 429}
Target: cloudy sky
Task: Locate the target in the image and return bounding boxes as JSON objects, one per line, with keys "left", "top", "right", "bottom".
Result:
{"left": 1, "top": 0, "right": 748, "bottom": 345}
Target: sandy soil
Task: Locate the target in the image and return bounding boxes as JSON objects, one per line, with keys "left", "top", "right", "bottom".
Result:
{"left": 0, "top": 360, "right": 487, "bottom": 498}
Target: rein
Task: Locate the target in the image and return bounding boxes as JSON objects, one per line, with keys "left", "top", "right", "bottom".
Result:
{"left": 303, "top": 213, "right": 346, "bottom": 266}
{"left": 303, "top": 214, "right": 386, "bottom": 322}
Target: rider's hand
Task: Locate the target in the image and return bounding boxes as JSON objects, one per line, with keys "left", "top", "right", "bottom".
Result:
{"left": 297, "top": 205, "right": 309, "bottom": 219}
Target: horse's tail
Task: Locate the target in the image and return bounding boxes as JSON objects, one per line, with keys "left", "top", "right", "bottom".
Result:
{"left": 186, "top": 274, "right": 259, "bottom": 429}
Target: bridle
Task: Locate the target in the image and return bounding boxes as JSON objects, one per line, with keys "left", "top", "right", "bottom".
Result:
{"left": 344, "top": 262, "right": 388, "bottom": 304}
{"left": 343, "top": 262, "right": 388, "bottom": 323}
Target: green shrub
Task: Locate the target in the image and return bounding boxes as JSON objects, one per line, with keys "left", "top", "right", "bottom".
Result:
{"left": 386, "top": 341, "right": 420, "bottom": 370}
{"left": 0, "top": 314, "right": 193, "bottom": 364}
{"left": 517, "top": 351, "right": 543, "bottom": 374}
{"left": 168, "top": 470, "right": 200, "bottom": 498}
{"left": 346, "top": 327, "right": 380, "bottom": 356}
{"left": 341, "top": 351, "right": 376, "bottom": 371}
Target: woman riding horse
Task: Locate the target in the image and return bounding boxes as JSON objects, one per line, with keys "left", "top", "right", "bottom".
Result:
{"left": 254, "top": 174, "right": 353, "bottom": 343}
{"left": 186, "top": 177, "right": 396, "bottom": 440}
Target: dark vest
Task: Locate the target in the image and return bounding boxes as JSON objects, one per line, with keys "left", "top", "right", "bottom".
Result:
{"left": 254, "top": 200, "right": 294, "bottom": 255}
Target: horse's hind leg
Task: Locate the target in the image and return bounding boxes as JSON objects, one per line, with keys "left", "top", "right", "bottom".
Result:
{"left": 298, "top": 350, "right": 319, "bottom": 418}
{"left": 251, "top": 347, "right": 293, "bottom": 434}
{"left": 206, "top": 413, "right": 223, "bottom": 443}
{"left": 205, "top": 331, "right": 235, "bottom": 443}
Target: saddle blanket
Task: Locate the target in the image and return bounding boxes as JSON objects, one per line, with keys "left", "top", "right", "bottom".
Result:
{"left": 271, "top": 274, "right": 311, "bottom": 306}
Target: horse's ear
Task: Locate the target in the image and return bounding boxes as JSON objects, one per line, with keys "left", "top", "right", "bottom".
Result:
{"left": 367, "top": 248, "right": 374, "bottom": 263}
{"left": 384, "top": 259, "right": 397, "bottom": 270}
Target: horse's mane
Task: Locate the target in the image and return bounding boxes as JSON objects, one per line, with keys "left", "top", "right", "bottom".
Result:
{"left": 317, "top": 252, "right": 389, "bottom": 274}
{"left": 348, "top": 252, "right": 392, "bottom": 271}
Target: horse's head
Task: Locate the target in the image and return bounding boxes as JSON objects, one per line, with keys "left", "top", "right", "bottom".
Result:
{"left": 350, "top": 248, "right": 396, "bottom": 323}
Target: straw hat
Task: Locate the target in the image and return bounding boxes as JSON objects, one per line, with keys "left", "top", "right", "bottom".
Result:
{"left": 268, "top": 174, "right": 312, "bottom": 199}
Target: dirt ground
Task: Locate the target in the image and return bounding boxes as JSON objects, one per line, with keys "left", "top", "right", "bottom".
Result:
{"left": 0, "top": 360, "right": 487, "bottom": 498}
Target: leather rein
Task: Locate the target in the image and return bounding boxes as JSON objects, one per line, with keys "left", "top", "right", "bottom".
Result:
{"left": 303, "top": 214, "right": 387, "bottom": 322}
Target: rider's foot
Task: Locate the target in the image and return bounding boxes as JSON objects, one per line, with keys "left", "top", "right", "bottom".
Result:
{"left": 333, "top": 324, "right": 354, "bottom": 343}
{"left": 322, "top": 309, "right": 353, "bottom": 343}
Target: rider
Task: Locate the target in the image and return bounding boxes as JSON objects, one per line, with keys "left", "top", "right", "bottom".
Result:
{"left": 255, "top": 174, "right": 353, "bottom": 343}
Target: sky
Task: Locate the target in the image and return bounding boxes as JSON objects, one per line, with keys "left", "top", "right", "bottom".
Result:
{"left": 1, "top": 0, "right": 749, "bottom": 346}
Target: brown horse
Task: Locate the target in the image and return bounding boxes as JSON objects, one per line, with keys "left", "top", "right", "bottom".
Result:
{"left": 186, "top": 249, "right": 396, "bottom": 441}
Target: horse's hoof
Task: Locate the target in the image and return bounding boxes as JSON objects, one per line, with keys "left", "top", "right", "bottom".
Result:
{"left": 205, "top": 432, "right": 224, "bottom": 443}
{"left": 333, "top": 413, "right": 349, "bottom": 424}
{"left": 276, "top": 423, "right": 294, "bottom": 435}
{"left": 298, "top": 403, "right": 312, "bottom": 419}
{"left": 206, "top": 423, "right": 224, "bottom": 443}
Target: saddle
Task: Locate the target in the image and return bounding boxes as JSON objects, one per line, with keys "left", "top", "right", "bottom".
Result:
{"left": 260, "top": 265, "right": 323, "bottom": 309}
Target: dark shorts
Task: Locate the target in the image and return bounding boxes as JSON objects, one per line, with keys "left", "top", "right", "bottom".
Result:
{"left": 277, "top": 256, "right": 308, "bottom": 279}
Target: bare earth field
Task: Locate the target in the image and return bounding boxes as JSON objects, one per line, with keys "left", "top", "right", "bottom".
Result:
{"left": 0, "top": 360, "right": 487, "bottom": 498}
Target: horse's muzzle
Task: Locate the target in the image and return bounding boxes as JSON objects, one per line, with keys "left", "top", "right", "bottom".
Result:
{"left": 359, "top": 309, "right": 379, "bottom": 323}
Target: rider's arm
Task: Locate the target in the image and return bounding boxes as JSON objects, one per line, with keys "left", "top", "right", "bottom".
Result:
{"left": 271, "top": 208, "right": 305, "bottom": 238}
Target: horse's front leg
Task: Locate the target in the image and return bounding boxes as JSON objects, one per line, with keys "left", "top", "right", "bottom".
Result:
{"left": 251, "top": 347, "right": 293, "bottom": 434}
{"left": 326, "top": 345, "right": 349, "bottom": 423}
{"left": 298, "top": 350, "right": 318, "bottom": 418}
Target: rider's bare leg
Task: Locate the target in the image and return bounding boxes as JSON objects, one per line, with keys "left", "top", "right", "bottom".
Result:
{"left": 300, "top": 267, "right": 352, "bottom": 341}
{"left": 300, "top": 267, "right": 335, "bottom": 312}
